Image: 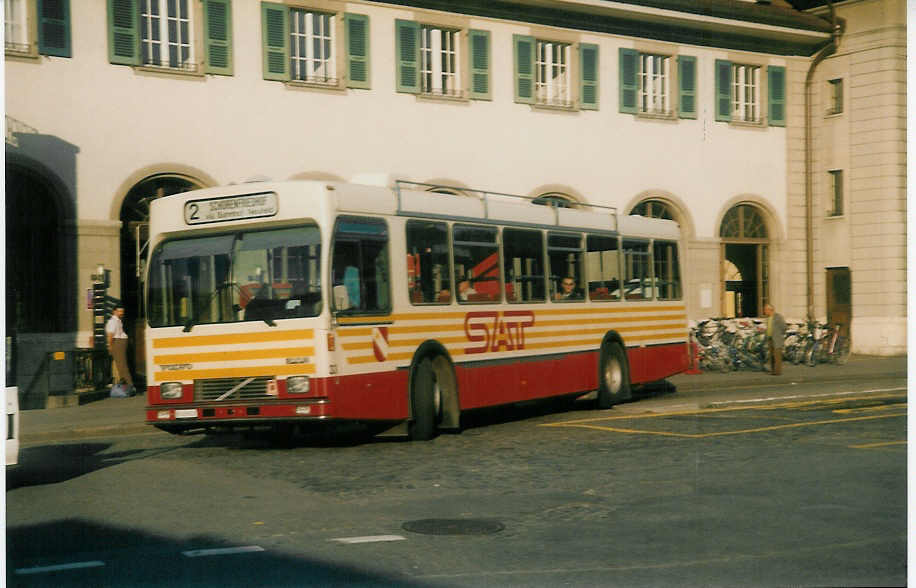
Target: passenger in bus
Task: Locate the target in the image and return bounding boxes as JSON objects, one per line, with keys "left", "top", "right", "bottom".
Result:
{"left": 458, "top": 280, "right": 477, "bottom": 301}
{"left": 555, "top": 276, "right": 583, "bottom": 301}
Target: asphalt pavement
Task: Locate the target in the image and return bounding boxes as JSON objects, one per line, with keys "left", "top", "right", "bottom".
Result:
{"left": 17, "top": 355, "right": 907, "bottom": 445}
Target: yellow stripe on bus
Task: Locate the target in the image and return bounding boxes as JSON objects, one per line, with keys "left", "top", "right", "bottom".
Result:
{"left": 334, "top": 306, "right": 687, "bottom": 327}
{"left": 345, "top": 333, "right": 687, "bottom": 363}
{"left": 154, "top": 363, "right": 316, "bottom": 382}
{"left": 153, "top": 347, "right": 315, "bottom": 365}
{"left": 153, "top": 329, "right": 314, "bottom": 348}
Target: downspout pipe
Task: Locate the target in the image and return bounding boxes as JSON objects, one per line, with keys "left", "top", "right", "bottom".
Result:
{"left": 804, "top": 2, "right": 843, "bottom": 320}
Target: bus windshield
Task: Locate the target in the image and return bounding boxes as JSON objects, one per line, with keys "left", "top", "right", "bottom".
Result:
{"left": 147, "top": 225, "right": 321, "bottom": 328}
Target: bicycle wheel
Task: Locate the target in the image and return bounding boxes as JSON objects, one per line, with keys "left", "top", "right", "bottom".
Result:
{"left": 804, "top": 340, "right": 818, "bottom": 367}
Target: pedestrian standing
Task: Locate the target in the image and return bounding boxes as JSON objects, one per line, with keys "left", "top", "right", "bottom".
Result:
{"left": 764, "top": 303, "right": 786, "bottom": 376}
{"left": 106, "top": 306, "right": 135, "bottom": 394}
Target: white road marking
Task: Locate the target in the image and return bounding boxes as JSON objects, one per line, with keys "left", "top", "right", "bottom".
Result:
{"left": 330, "top": 535, "right": 407, "bottom": 544}
{"left": 182, "top": 545, "right": 265, "bottom": 557}
{"left": 15, "top": 560, "right": 105, "bottom": 575}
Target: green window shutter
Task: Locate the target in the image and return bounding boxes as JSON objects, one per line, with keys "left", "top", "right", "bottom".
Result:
{"left": 677, "top": 55, "right": 697, "bottom": 119}
{"left": 715, "top": 59, "right": 732, "bottom": 122}
{"left": 469, "top": 29, "right": 491, "bottom": 100}
{"left": 513, "top": 34, "right": 535, "bottom": 104}
{"left": 768, "top": 65, "right": 786, "bottom": 127}
{"left": 395, "top": 19, "right": 419, "bottom": 93}
{"left": 345, "top": 13, "right": 370, "bottom": 89}
{"left": 38, "top": 0, "right": 71, "bottom": 57}
{"left": 579, "top": 43, "right": 599, "bottom": 110}
{"left": 204, "top": 0, "right": 233, "bottom": 75}
{"left": 261, "top": 2, "right": 288, "bottom": 81}
{"left": 618, "top": 48, "right": 638, "bottom": 114}
{"left": 108, "top": 0, "right": 138, "bottom": 65}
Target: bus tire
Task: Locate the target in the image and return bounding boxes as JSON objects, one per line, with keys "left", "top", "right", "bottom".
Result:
{"left": 409, "top": 359, "right": 439, "bottom": 441}
{"left": 597, "top": 342, "right": 631, "bottom": 409}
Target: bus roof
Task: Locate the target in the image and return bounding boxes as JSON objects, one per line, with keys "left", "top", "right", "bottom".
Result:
{"left": 149, "top": 179, "right": 682, "bottom": 241}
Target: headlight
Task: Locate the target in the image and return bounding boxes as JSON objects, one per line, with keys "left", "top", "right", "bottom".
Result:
{"left": 161, "top": 382, "right": 183, "bottom": 399}
{"left": 286, "top": 376, "right": 310, "bottom": 395}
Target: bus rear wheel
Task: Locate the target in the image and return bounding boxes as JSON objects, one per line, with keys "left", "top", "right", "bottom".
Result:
{"left": 597, "top": 342, "right": 631, "bottom": 409}
{"left": 409, "top": 358, "right": 441, "bottom": 441}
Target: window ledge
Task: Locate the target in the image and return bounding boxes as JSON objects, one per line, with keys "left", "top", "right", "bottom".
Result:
{"left": 825, "top": 213, "right": 845, "bottom": 220}
{"left": 824, "top": 110, "right": 844, "bottom": 118}
{"left": 285, "top": 79, "right": 345, "bottom": 92}
{"left": 531, "top": 101, "right": 577, "bottom": 112}
{"left": 636, "top": 110, "right": 677, "bottom": 122}
{"left": 5, "top": 47, "right": 38, "bottom": 60}
{"left": 728, "top": 119, "right": 767, "bottom": 129}
{"left": 135, "top": 64, "right": 205, "bottom": 79}
{"left": 417, "top": 91, "right": 468, "bottom": 103}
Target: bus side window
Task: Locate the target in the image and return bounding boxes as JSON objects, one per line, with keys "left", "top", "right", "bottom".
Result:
{"left": 406, "top": 220, "right": 451, "bottom": 304}
{"left": 622, "top": 240, "right": 652, "bottom": 300}
{"left": 653, "top": 240, "right": 682, "bottom": 300}
{"left": 585, "top": 235, "right": 620, "bottom": 301}
{"left": 453, "top": 224, "right": 499, "bottom": 303}
{"left": 548, "top": 232, "right": 584, "bottom": 302}
{"left": 503, "top": 228, "right": 545, "bottom": 302}
{"left": 331, "top": 216, "right": 390, "bottom": 314}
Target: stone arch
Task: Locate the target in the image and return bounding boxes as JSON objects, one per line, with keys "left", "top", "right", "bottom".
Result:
{"left": 624, "top": 189, "right": 696, "bottom": 239}
{"left": 527, "top": 183, "right": 587, "bottom": 207}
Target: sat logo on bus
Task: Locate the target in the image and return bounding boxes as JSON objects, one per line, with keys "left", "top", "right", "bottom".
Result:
{"left": 464, "top": 311, "right": 535, "bottom": 354}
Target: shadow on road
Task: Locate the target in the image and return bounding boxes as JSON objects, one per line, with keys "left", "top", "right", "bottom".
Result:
{"left": 7, "top": 518, "right": 428, "bottom": 587}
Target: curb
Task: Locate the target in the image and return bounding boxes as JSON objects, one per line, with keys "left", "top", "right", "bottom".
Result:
{"left": 21, "top": 423, "right": 156, "bottom": 445}
{"left": 701, "top": 386, "right": 908, "bottom": 410}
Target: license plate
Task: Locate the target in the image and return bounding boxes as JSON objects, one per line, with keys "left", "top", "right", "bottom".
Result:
{"left": 175, "top": 409, "right": 198, "bottom": 419}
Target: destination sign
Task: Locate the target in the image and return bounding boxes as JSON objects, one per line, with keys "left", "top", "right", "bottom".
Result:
{"left": 184, "top": 192, "right": 278, "bottom": 225}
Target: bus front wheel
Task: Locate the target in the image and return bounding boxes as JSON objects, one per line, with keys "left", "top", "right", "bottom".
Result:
{"left": 597, "top": 342, "right": 631, "bottom": 409}
{"left": 409, "top": 358, "right": 441, "bottom": 441}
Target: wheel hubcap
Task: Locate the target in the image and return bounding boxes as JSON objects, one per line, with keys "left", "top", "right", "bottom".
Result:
{"left": 604, "top": 357, "right": 622, "bottom": 393}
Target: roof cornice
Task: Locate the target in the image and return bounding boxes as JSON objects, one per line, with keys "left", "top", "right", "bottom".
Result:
{"left": 366, "top": 0, "right": 833, "bottom": 55}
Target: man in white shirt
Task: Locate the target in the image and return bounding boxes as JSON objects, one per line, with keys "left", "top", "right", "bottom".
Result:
{"left": 106, "top": 307, "right": 134, "bottom": 393}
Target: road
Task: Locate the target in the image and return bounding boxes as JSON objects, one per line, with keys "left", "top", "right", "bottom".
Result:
{"left": 6, "top": 377, "right": 907, "bottom": 587}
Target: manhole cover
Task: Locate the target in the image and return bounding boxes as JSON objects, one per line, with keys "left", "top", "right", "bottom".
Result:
{"left": 402, "top": 518, "right": 504, "bottom": 536}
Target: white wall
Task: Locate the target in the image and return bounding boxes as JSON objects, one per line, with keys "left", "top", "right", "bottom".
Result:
{"left": 6, "top": 0, "right": 790, "bottom": 241}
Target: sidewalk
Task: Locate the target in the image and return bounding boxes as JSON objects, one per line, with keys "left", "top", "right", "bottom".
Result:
{"left": 18, "top": 355, "right": 908, "bottom": 445}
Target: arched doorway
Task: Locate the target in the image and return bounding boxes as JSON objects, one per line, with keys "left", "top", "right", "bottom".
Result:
{"left": 5, "top": 165, "right": 73, "bottom": 334}
{"left": 119, "top": 174, "right": 202, "bottom": 377}
{"left": 720, "top": 203, "right": 769, "bottom": 318}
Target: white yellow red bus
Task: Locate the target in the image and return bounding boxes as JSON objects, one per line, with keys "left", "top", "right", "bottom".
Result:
{"left": 144, "top": 179, "right": 688, "bottom": 439}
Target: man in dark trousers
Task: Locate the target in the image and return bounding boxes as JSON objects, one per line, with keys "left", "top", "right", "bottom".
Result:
{"left": 764, "top": 303, "right": 786, "bottom": 375}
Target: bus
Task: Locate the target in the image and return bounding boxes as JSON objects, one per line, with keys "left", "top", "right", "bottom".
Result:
{"left": 144, "top": 179, "right": 688, "bottom": 440}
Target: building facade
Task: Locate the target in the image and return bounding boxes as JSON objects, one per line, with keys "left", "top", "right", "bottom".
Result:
{"left": 4, "top": 0, "right": 906, "bottom": 400}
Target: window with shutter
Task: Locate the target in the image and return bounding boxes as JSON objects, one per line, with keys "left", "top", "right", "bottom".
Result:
{"left": 395, "top": 19, "right": 420, "bottom": 93}
{"left": 513, "top": 35, "right": 535, "bottom": 104}
{"left": 677, "top": 55, "right": 696, "bottom": 119}
{"left": 204, "top": 0, "right": 232, "bottom": 75}
{"left": 345, "top": 13, "right": 370, "bottom": 89}
{"left": 261, "top": 3, "right": 289, "bottom": 80}
{"left": 469, "top": 29, "right": 490, "bottom": 100}
{"left": 714, "top": 59, "right": 732, "bottom": 122}
{"left": 38, "top": 0, "right": 71, "bottom": 57}
{"left": 5, "top": 0, "right": 32, "bottom": 54}
{"left": 768, "top": 66, "right": 786, "bottom": 126}
{"left": 579, "top": 43, "right": 598, "bottom": 110}
{"left": 618, "top": 48, "right": 638, "bottom": 113}
{"left": 109, "top": 0, "right": 139, "bottom": 65}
